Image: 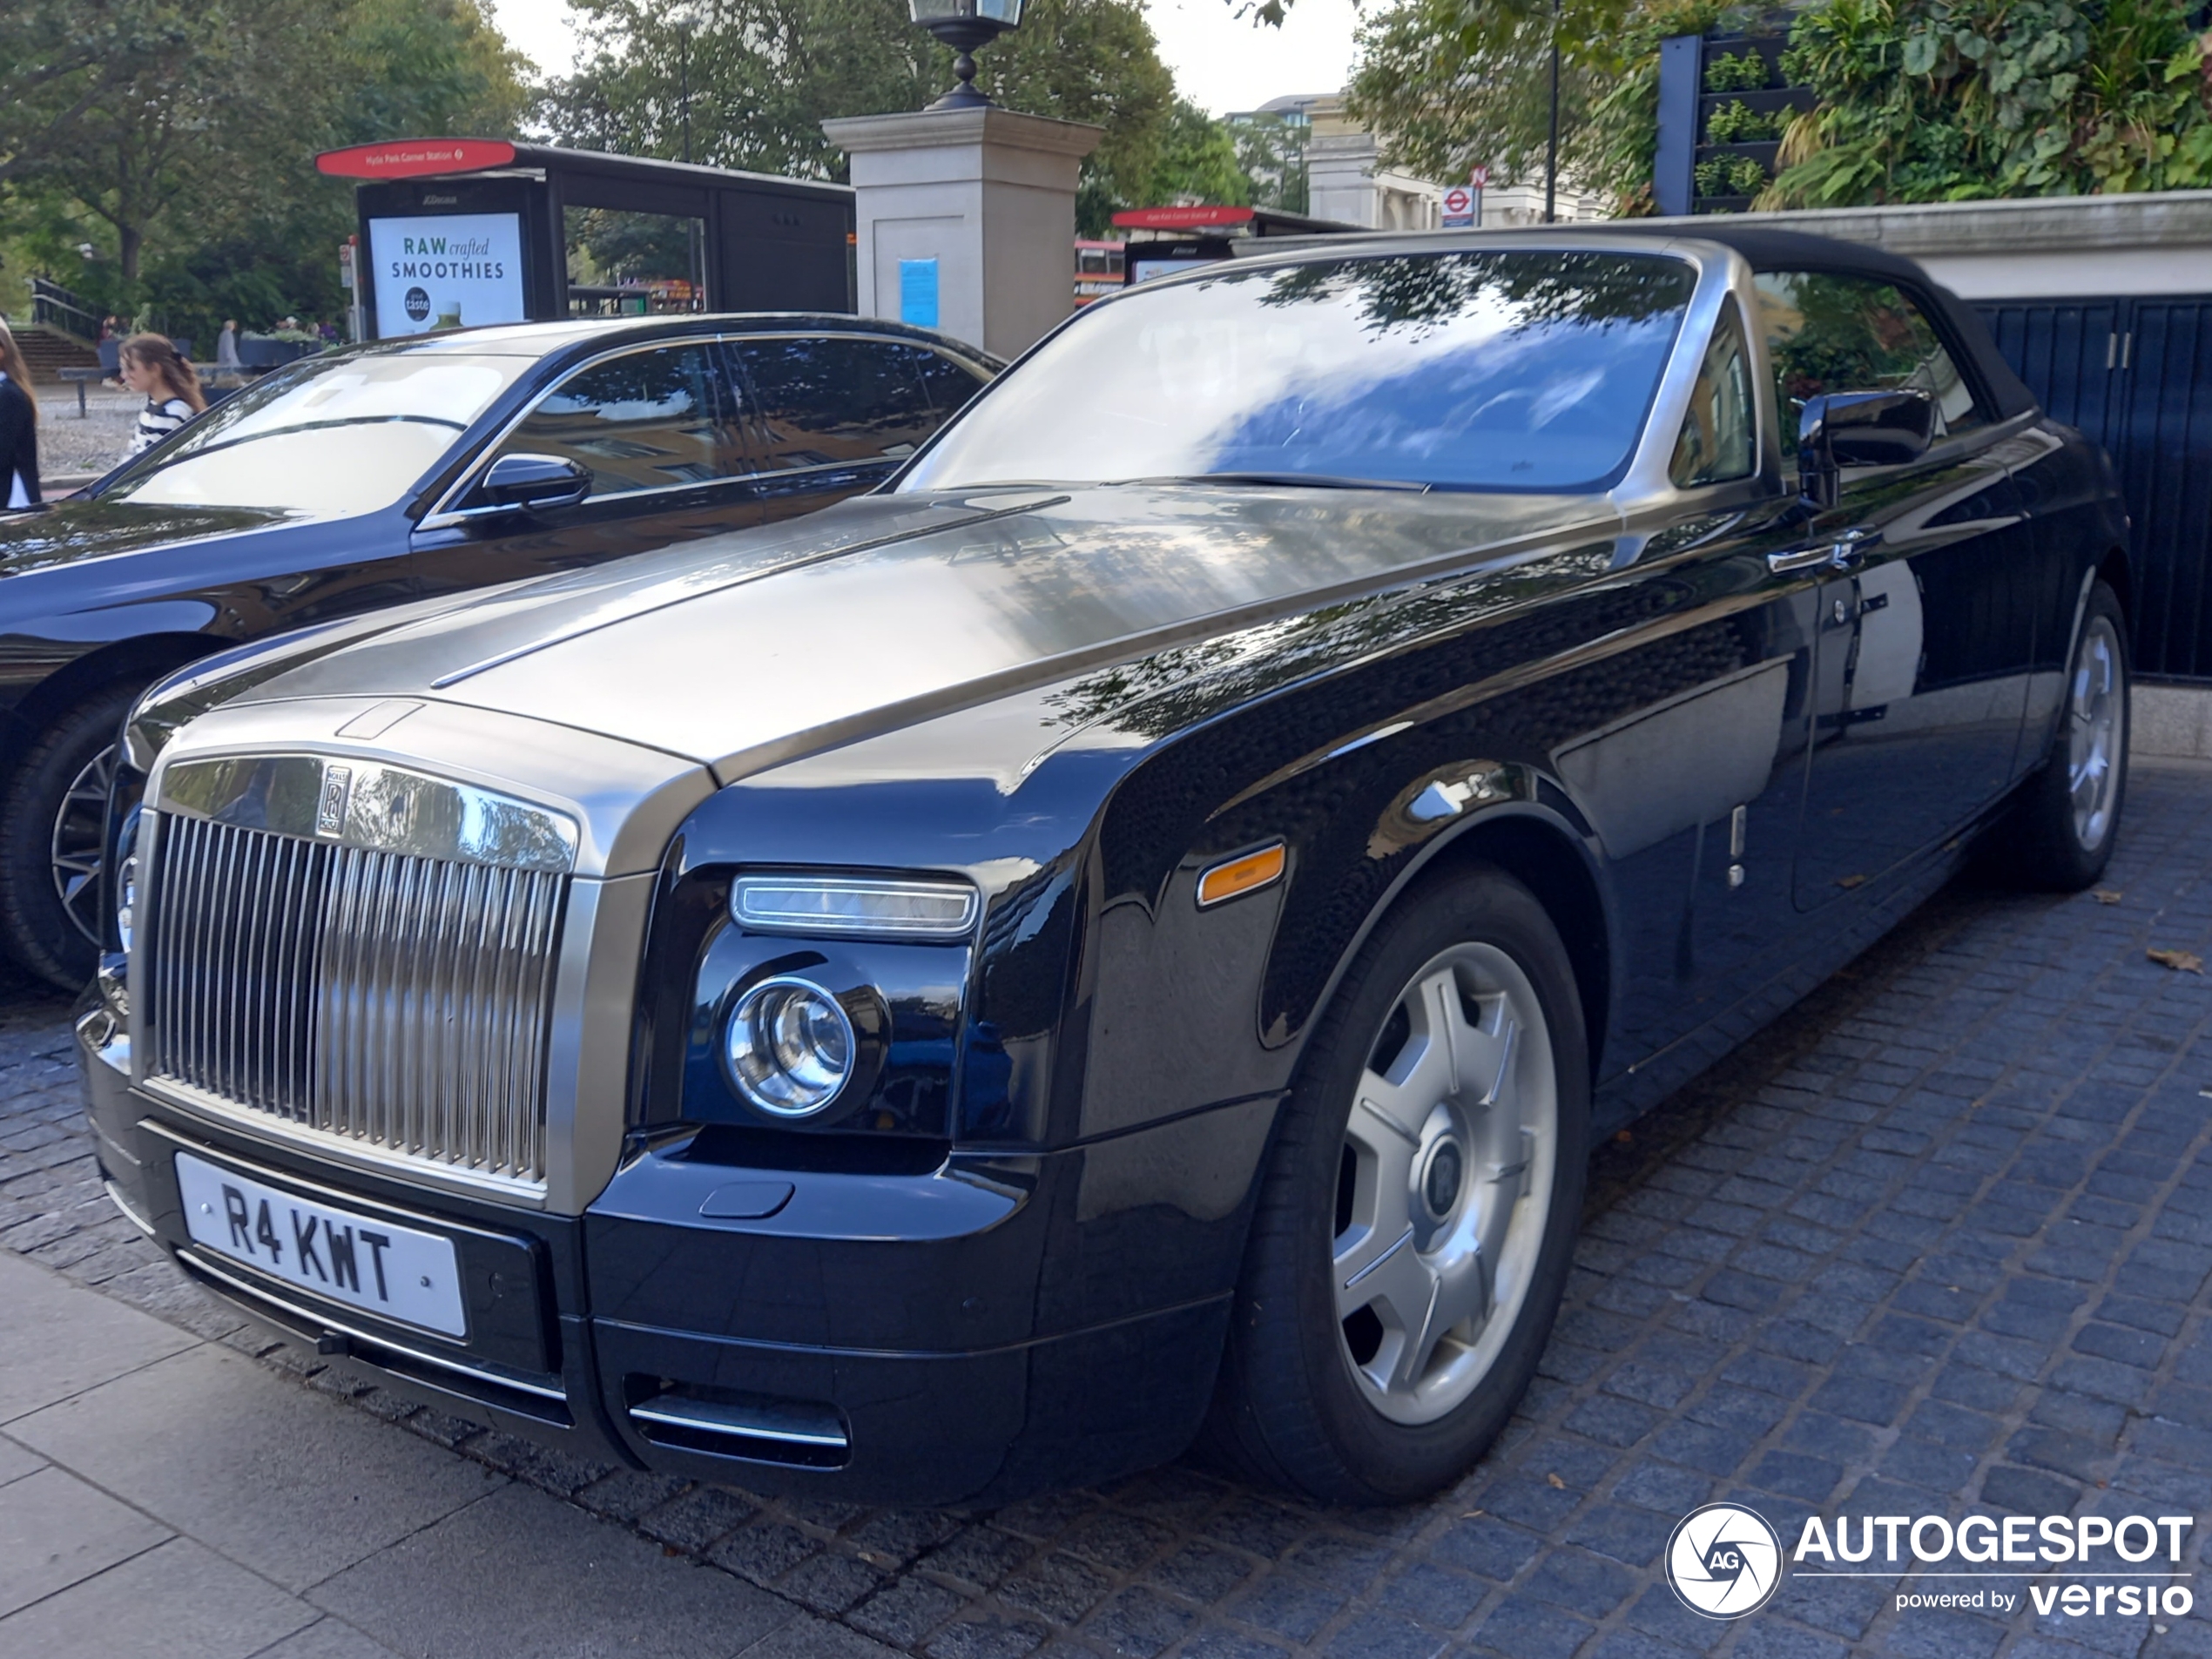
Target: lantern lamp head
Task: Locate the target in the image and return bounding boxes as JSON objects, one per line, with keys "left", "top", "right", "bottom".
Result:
{"left": 908, "top": 0, "right": 1024, "bottom": 110}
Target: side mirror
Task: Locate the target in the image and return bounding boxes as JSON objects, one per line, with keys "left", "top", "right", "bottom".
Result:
{"left": 1797, "top": 390, "right": 1934, "bottom": 507}
{"left": 474, "top": 453, "right": 590, "bottom": 514}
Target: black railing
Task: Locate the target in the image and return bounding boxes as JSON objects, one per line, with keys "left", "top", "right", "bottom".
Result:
{"left": 28, "top": 278, "right": 102, "bottom": 346}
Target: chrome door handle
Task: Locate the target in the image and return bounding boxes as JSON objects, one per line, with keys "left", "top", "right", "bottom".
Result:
{"left": 1768, "top": 528, "right": 1876, "bottom": 576}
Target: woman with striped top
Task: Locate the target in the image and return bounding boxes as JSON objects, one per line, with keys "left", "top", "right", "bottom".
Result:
{"left": 119, "top": 334, "right": 206, "bottom": 458}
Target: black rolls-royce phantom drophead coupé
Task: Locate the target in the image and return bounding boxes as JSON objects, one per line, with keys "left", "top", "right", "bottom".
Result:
{"left": 78, "top": 226, "right": 2129, "bottom": 1507}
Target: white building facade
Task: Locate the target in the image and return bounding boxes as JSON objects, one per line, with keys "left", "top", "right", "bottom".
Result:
{"left": 1236, "top": 93, "right": 1608, "bottom": 231}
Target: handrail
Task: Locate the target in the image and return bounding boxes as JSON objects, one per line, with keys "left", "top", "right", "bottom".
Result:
{"left": 28, "top": 277, "right": 102, "bottom": 347}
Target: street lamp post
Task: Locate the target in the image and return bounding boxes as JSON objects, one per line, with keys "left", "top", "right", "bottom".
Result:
{"left": 907, "top": 0, "right": 1025, "bottom": 111}
{"left": 1544, "top": 0, "right": 1561, "bottom": 222}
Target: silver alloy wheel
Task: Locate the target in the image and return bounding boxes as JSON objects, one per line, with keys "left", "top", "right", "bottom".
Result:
{"left": 51, "top": 741, "right": 115, "bottom": 947}
{"left": 2068, "top": 616, "right": 2123, "bottom": 853}
{"left": 1333, "top": 942, "right": 1557, "bottom": 1426}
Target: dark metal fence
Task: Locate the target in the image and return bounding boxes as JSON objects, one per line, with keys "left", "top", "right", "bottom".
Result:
{"left": 27, "top": 277, "right": 101, "bottom": 345}
{"left": 1979, "top": 296, "right": 2212, "bottom": 683}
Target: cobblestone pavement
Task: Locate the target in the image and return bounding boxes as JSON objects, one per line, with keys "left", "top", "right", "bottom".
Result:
{"left": 6, "top": 765, "right": 2212, "bottom": 1659}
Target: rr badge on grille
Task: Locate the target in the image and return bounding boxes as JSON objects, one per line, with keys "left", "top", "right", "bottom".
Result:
{"left": 315, "top": 764, "right": 354, "bottom": 839}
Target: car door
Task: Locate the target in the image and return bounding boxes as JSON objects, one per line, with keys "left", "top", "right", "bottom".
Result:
{"left": 408, "top": 336, "right": 764, "bottom": 590}
{"left": 1578, "top": 299, "right": 1824, "bottom": 1077}
{"left": 729, "top": 334, "right": 985, "bottom": 527}
{"left": 1754, "top": 271, "right": 2040, "bottom": 909}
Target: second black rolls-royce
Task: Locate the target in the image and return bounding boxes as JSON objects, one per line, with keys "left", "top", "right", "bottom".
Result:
{"left": 78, "top": 226, "right": 2128, "bottom": 1507}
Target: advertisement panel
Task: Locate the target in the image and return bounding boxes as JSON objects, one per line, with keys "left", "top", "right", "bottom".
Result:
{"left": 368, "top": 212, "right": 526, "bottom": 338}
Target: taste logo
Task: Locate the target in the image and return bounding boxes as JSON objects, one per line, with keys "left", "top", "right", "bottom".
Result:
{"left": 1665, "top": 1502, "right": 1784, "bottom": 1620}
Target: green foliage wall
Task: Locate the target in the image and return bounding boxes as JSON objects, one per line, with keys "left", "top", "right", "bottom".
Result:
{"left": 1768, "top": 0, "right": 2212, "bottom": 205}
{"left": 1346, "top": 0, "right": 2212, "bottom": 212}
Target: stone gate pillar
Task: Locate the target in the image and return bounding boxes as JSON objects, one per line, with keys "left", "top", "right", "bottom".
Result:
{"left": 822, "top": 108, "right": 1103, "bottom": 360}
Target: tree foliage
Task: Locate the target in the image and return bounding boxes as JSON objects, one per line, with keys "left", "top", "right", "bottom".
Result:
{"left": 1150, "top": 98, "right": 1255, "bottom": 206}
{"left": 0, "top": 0, "right": 527, "bottom": 335}
{"left": 543, "top": 0, "right": 1175, "bottom": 234}
{"left": 1346, "top": 0, "right": 1612, "bottom": 192}
{"left": 1231, "top": 111, "right": 1311, "bottom": 213}
{"left": 1345, "top": 0, "right": 1746, "bottom": 211}
{"left": 1767, "top": 0, "right": 2212, "bottom": 204}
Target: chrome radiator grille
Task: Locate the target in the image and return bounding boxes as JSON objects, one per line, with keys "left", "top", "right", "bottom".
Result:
{"left": 145, "top": 813, "right": 566, "bottom": 1187}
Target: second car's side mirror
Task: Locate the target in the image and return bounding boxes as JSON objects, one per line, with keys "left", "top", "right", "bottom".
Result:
{"left": 1797, "top": 390, "right": 1935, "bottom": 508}
{"left": 474, "top": 453, "right": 590, "bottom": 515}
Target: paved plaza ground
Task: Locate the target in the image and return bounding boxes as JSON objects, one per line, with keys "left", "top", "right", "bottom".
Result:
{"left": 37, "top": 384, "right": 141, "bottom": 482}
{"left": 3, "top": 763, "right": 2212, "bottom": 1659}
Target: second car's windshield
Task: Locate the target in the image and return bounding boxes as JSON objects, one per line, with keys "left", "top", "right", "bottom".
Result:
{"left": 900, "top": 249, "right": 1696, "bottom": 494}
{"left": 103, "top": 351, "right": 533, "bottom": 516}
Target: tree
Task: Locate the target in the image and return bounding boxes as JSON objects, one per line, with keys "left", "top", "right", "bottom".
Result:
{"left": 543, "top": 0, "right": 1173, "bottom": 235}
{"left": 341, "top": 0, "right": 532, "bottom": 145}
{"left": 0, "top": 0, "right": 527, "bottom": 333}
{"left": 2, "top": 2, "right": 288, "bottom": 283}
{"left": 1147, "top": 98, "right": 1253, "bottom": 206}
{"left": 1344, "top": 0, "right": 1681, "bottom": 206}
{"left": 1231, "top": 111, "right": 1309, "bottom": 213}
{"left": 0, "top": 0, "right": 175, "bottom": 190}
{"left": 1345, "top": 0, "right": 1787, "bottom": 212}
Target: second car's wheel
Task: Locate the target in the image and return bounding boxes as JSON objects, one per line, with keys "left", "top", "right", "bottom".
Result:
{"left": 1204, "top": 862, "right": 1589, "bottom": 1504}
{"left": 0, "top": 681, "right": 143, "bottom": 989}
{"left": 1992, "top": 579, "right": 2129, "bottom": 892}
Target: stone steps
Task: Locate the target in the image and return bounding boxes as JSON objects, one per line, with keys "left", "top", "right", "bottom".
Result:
{"left": 13, "top": 326, "right": 102, "bottom": 381}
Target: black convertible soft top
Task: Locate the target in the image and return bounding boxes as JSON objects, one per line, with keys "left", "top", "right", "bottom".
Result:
{"left": 1633, "top": 223, "right": 2040, "bottom": 424}
{"left": 1231, "top": 220, "right": 2042, "bottom": 426}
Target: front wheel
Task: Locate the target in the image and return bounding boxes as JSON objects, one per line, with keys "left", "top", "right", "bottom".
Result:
{"left": 1993, "top": 580, "right": 2128, "bottom": 891}
{"left": 1203, "top": 863, "right": 1589, "bottom": 1505}
{"left": 0, "top": 681, "right": 142, "bottom": 989}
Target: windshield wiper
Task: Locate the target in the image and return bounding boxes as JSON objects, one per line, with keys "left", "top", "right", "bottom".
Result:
{"left": 1108, "top": 472, "right": 1432, "bottom": 493}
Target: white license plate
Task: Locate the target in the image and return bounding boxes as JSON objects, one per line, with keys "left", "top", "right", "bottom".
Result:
{"left": 174, "top": 1151, "right": 467, "bottom": 1339}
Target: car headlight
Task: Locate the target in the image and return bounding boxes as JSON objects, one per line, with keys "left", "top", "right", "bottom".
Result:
{"left": 115, "top": 852, "right": 138, "bottom": 957}
{"left": 732, "top": 874, "right": 977, "bottom": 940}
{"left": 723, "top": 974, "right": 867, "bottom": 1117}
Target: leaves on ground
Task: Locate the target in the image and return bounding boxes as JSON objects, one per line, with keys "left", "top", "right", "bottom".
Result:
{"left": 2094, "top": 889, "right": 2124, "bottom": 905}
{"left": 2148, "top": 948, "right": 2203, "bottom": 974}
{"left": 1545, "top": 1473, "right": 1566, "bottom": 1489}
{"left": 1835, "top": 873, "right": 1868, "bottom": 890}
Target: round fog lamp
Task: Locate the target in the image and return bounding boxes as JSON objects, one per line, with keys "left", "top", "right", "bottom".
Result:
{"left": 724, "top": 975, "right": 857, "bottom": 1117}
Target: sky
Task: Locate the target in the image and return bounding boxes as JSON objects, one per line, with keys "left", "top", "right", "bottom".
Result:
{"left": 483, "top": 0, "right": 1362, "bottom": 118}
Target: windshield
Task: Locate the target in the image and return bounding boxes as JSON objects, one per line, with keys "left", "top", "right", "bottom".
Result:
{"left": 900, "top": 250, "right": 1697, "bottom": 494}
{"left": 103, "top": 351, "right": 533, "bottom": 515}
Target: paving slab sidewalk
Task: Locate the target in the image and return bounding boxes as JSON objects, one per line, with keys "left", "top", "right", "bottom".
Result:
{"left": 3, "top": 765, "right": 2212, "bottom": 1658}
{"left": 0, "top": 1247, "right": 806, "bottom": 1659}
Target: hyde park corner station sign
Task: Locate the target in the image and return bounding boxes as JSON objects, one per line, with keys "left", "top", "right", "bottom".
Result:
{"left": 368, "top": 211, "right": 526, "bottom": 338}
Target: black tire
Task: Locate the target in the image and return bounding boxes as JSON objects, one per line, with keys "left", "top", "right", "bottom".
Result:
{"left": 1993, "top": 580, "right": 2128, "bottom": 892}
{"left": 1202, "top": 861, "right": 1590, "bottom": 1505}
{"left": 0, "top": 682, "right": 141, "bottom": 989}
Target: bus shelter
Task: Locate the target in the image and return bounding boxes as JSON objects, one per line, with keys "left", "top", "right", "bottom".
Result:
{"left": 316, "top": 139, "right": 855, "bottom": 340}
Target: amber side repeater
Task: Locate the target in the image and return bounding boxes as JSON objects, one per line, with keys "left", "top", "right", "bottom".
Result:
{"left": 1197, "top": 841, "right": 1287, "bottom": 908}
